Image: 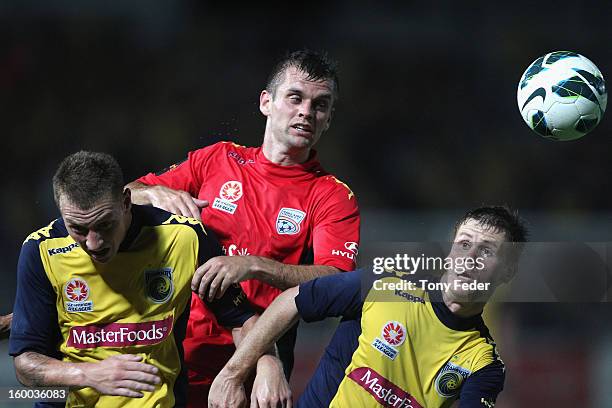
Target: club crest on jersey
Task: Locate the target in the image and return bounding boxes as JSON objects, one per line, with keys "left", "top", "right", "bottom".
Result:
{"left": 145, "top": 268, "right": 174, "bottom": 304}
{"left": 276, "top": 208, "right": 306, "bottom": 235}
{"left": 65, "top": 278, "right": 94, "bottom": 313}
{"left": 382, "top": 321, "right": 406, "bottom": 346}
{"left": 220, "top": 181, "right": 243, "bottom": 202}
{"left": 434, "top": 361, "right": 471, "bottom": 398}
{"left": 212, "top": 180, "right": 242, "bottom": 215}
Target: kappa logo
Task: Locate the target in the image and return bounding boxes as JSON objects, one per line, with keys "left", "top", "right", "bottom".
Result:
{"left": 219, "top": 181, "right": 243, "bottom": 202}
{"left": 276, "top": 208, "right": 306, "bottom": 235}
{"left": 382, "top": 321, "right": 406, "bottom": 346}
{"left": 145, "top": 268, "right": 174, "bottom": 304}
{"left": 65, "top": 278, "right": 94, "bottom": 313}
{"left": 434, "top": 361, "right": 471, "bottom": 398}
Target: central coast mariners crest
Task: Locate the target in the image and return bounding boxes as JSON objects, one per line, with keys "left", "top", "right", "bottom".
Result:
{"left": 276, "top": 207, "right": 306, "bottom": 235}
{"left": 145, "top": 268, "right": 174, "bottom": 304}
{"left": 434, "top": 361, "right": 471, "bottom": 398}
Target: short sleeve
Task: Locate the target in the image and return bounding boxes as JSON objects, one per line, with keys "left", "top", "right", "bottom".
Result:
{"left": 459, "top": 360, "right": 505, "bottom": 408}
{"left": 9, "top": 239, "right": 62, "bottom": 358}
{"left": 203, "top": 284, "right": 256, "bottom": 328}
{"left": 312, "top": 179, "right": 360, "bottom": 272}
{"left": 295, "top": 270, "right": 363, "bottom": 322}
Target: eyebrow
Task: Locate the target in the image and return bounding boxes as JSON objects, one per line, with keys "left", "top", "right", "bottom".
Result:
{"left": 285, "top": 87, "right": 333, "bottom": 100}
{"left": 65, "top": 214, "right": 114, "bottom": 228}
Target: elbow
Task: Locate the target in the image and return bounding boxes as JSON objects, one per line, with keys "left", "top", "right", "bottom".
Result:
{"left": 13, "top": 355, "right": 33, "bottom": 386}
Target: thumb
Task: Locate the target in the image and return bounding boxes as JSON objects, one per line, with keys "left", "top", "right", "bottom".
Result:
{"left": 193, "top": 198, "right": 209, "bottom": 208}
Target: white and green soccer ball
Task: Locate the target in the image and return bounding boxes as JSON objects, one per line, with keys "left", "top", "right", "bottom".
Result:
{"left": 517, "top": 51, "right": 607, "bottom": 141}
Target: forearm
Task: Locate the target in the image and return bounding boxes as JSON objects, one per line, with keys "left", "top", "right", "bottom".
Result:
{"left": 14, "top": 352, "right": 85, "bottom": 388}
{"left": 251, "top": 257, "right": 339, "bottom": 290}
{"left": 222, "top": 287, "right": 300, "bottom": 382}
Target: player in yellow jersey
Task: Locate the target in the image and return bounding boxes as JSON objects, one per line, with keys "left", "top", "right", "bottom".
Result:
{"left": 208, "top": 206, "right": 527, "bottom": 408}
{"left": 9, "top": 151, "right": 290, "bottom": 408}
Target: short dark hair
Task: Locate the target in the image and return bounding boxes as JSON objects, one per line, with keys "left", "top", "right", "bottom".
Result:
{"left": 53, "top": 151, "right": 124, "bottom": 210}
{"left": 454, "top": 206, "right": 528, "bottom": 268}
{"left": 266, "top": 49, "right": 340, "bottom": 100}
{"left": 454, "top": 206, "right": 528, "bottom": 243}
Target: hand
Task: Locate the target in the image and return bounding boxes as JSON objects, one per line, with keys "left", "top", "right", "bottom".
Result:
{"left": 251, "top": 356, "right": 292, "bottom": 408}
{"left": 209, "top": 372, "right": 247, "bottom": 408}
{"left": 192, "top": 256, "right": 258, "bottom": 301}
{"left": 146, "top": 185, "right": 208, "bottom": 220}
{"left": 81, "top": 354, "right": 161, "bottom": 398}
{"left": 0, "top": 313, "right": 12, "bottom": 333}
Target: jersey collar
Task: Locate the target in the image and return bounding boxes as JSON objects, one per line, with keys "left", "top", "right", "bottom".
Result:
{"left": 427, "top": 280, "right": 485, "bottom": 331}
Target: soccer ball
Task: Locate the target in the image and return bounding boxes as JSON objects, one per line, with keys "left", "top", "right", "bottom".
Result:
{"left": 517, "top": 51, "right": 607, "bottom": 141}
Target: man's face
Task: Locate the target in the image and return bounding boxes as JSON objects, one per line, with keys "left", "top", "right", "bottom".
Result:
{"left": 60, "top": 191, "right": 131, "bottom": 264}
{"left": 444, "top": 219, "right": 510, "bottom": 301}
{"left": 260, "top": 66, "right": 335, "bottom": 151}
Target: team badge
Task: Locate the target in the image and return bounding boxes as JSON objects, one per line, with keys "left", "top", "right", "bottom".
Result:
{"left": 219, "top": 181, "right": 243, "bottom": 202}
{"left": 382, "top": 321, "right": 406, "bottom": 346}
{"left": 434, "top": 361, "right": 471, "bottom": 397}
{"left": 65, "top": 278, "right": 94, "bottom": 313}
{"left": 212, "top": 180, "right": 242, "bottom": 214}
{"left": 276, "top": 208, "right": 306, "bottom": 235}
{"left": 145, "top": 268, "right": 174, "bottom": 304}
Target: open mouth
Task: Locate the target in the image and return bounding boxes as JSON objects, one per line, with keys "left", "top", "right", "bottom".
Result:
{"left": 90, "top": 248, "right": 111, "bottom": 260}
{"left": 291, "top": 123, "right": 313, "bottom": 135}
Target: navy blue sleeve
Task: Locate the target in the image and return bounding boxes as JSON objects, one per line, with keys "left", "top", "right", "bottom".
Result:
{"left": 295, "top": 270, "right": 363, "bottom": 322}
{"left": 459, "top": 360, "right": 505, "bottom": 408}
{"left": 195, "top": 222, "right": 223, "bottom": 265}
{"left": 9, "top": 239, "right": 62, "bottom": 358}
{"left": 205, "top": 284, "right": 255, "bottom": 328}
{"left": 297, "top": 318, "right": 361, "bottom": 408}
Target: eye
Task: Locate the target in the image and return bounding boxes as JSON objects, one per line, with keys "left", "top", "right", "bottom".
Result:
{"left": 70, "top": 226, "right": 87, "bottom": 236}
{"left": 460, "top": 240, "right": 471, "bottom": 250}
{"left": 480, "top": 247, "right": 495, "bottom": 258}
{"left": 96, "top": 221, "right": 115, "bottom": 231}
{"left": 288, "top": 95, "right": 301, "bottom": 103}
{"left": 315, "top": 100, "right": 329, "bottom": 111}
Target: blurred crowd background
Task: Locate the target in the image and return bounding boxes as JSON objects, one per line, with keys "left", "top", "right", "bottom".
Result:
{"left": 1, "top": 1, "right": 611, "bottom": 406}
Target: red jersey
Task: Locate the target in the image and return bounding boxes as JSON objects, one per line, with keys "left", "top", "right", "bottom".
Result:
{"left": 138, "top": 141, "right": 360, "bottom": 384}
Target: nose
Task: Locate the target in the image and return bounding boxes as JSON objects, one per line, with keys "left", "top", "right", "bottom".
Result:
{"left": 298, "top": 100, "right": 314, "bottom": 119}
{"left": 85, "top": 231, "right": 104, "bottom": 251}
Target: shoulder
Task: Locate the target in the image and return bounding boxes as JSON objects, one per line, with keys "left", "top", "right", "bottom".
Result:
{"left": 135, "top": 205, "right": 208, "bottom": 238}
{"left": 316, "top": 174, "right": 357, "bottom": 203}
{"left": 22, "top": 219, "right": 68, "bottom": 248}
{"left": 192, "top": 141, "right": 255, "bottom": 160}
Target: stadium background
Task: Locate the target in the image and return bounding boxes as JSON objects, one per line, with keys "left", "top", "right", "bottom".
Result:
{"left": 1, "top": 1, "right": 611, "bottom": 406}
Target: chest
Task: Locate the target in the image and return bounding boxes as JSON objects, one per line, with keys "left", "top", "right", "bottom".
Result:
{"left": 197, "top": 167, "right": 321, "bottom": 259}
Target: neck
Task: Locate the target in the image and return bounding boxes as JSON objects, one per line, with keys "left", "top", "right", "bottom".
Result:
{"left": 262, "top": 134, "right": 311, "bottom": 166}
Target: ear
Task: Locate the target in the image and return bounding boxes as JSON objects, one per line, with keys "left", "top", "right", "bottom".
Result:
{"left": 323, "top": 108, "right": 334, "bottom": 132}
{"left": 259, "top": 90, "right": 272, "bottom": 117}
{"left": 122, "top": 188, "right": 132, "bottom": 213}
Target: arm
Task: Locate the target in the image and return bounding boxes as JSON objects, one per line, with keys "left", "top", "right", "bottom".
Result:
{"left": 209, "top": 287, "right": 299, "bottom": 408}
{"left": 14, "top": 352, "right": 160, "bottom": 398}
{"left": 193, "top": 256, "right": 339, "bottom": 301}
{"left": 194, "top": 178, "right": 360, "bottom": 300}
{"left": 209, "top": 271, "right": 363, "bottom": 407}
{"left": 458, "top": 361, "right": 505, "bottom": 407}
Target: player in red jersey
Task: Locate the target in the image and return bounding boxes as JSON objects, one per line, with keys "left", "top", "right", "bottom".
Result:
{"left": 127, "top": 50, "right": 360, "bottom": 406}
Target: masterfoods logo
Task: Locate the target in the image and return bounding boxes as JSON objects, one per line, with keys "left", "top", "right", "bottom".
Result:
{"left": 348, "top": 367, "right": 423, "bottom": 408}
{"left": 67, "top": 316, "right": 173, "bottom": 349}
